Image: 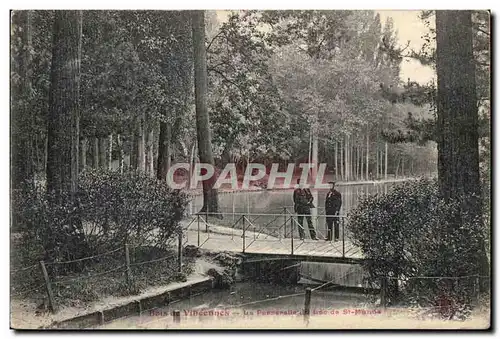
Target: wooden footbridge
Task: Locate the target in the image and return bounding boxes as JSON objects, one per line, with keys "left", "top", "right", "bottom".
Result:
{"left": 180, "top": 209, "right": 363, "bottom": 264}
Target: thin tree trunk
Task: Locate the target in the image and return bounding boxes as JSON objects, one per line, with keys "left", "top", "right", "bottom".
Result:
{"left": 146, "top": 129, "right": 154, "bottom": 176}
{"left": 136, "top": 113, "right": 145, "bottom": 172}
{"left": 108, "top": 134, "right": 113, "bottom": 170}
{"left": 80, "top": 137, "right": 88, "bottom": 171}
{"left": 188, "top": 142, "right": 196, "bottom": 189}
{"left": 98, "top": 137, "right": 107, "bottom": 170}
{"left": 384, "top": 141, "right": 388, "bottom": 180}
{"left": 359, "top": 145, "right": 363, "bottom": 181}
{"left": 345, "top": 135, "right": 351, "bottom": 181}
{"left": 334, "top": 141, "right": 338, "bottom": 181}
{"left": 311, "top": 126, "right": 318, "bottom": 184}
{"left": 117, "top": 134, "right": 124, "bottom": 174}
{"left": 92, "top": 137, "right": 99, "bottom": 168}
{"left": 353, "top": 144, "right": 357, "bottom": 181}
{"left": 366, "top": 132, "right": 369, "bottom": 179}
{"left": 157, "top": 120, "right": 171, "bottom": 181}
{"left": 192, "top": 10, "right": 219, "bottom": 215}
{"left": 376, "top": 135, "right": 379, "bottom": 179}
{"left": 340, "top": 138, "right": 344, "bottom": 180}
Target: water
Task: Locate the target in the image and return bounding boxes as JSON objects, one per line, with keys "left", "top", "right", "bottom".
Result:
{"left": 100, "top": 184, "right": 395, "bottom": 328}
{"left": 187, "top": 182, "right": 395, "bottom": 239}
{"left": 99, "top": 281, "right": 374, "bottom": 329}
{"left": 189, "top": 182, "right": 394, "bottom": 216}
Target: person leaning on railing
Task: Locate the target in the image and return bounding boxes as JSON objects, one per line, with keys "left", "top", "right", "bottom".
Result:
{"left": 325, "top": 181, "right": 342, "bottom": 242}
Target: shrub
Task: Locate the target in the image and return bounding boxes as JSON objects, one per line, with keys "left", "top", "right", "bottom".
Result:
{"left": 11, "top": 183, "right": 90, "bottom": 269}
{"left": 77, "top": 169, "right": 189, "bottom": 251}
{"left": 11, "top": 170, "right": 189, "bottom": 272}
{"left": 348, "top": 178, "right": 487, "bottom": 317}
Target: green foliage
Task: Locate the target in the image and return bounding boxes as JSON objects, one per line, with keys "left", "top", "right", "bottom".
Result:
{"left": 12, "top": 170, "right": 189, "bottom": 267}
{"left": 12, "top": 183, "right": 90, "bottom": 268}
{"left": 78, "top": 170, "right": 189, "bottom": 250}
{"left": 349, "top": 179, "right": 486, "bottom": 315}
{"left": 207, "top": 11, "right": 288, "bottom": 161}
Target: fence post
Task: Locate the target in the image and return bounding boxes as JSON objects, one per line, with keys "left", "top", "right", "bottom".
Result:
{"left": 380, "top": 277, "right": 387, "bottom": 309}
{"left": 173, "top": 309, "right": 181, "bottom": 323}
{"left": 303, "top": 287, "right": 312, "bottom": 323}
{"left": 197, "top": 214, "right": 200, "bottom": 247}
{"left": 178, "top": 231, "right": 183, "bottom": 273}
{"left": 283, "top": 207, "right": 287, "bottom": 239}
{"left": 125, "top": 244, "right": 132, "bottom": 286}
{"left": 242, "top": 215, "right": 246, "bottom": 253}
{"left": 475, "top": 274, "right": 480, "bottom": 305}
{"left": 342, "top": 217, "right": 345, "bottom": 258}
{"left": 39, "top": 261, "right": 56, "bottom": 313}
{"left": 291, "top": 217, "right": 294, "bottom": 255}
{"left": 205, "top": 211, "right": 209, "bottom": 233}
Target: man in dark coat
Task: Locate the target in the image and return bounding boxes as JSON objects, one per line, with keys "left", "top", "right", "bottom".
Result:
{"left": 293, "top": 179, "right": 318, "bottom": 240}
{"left": 325, "top": 181, "right": 342, "bottom": 241}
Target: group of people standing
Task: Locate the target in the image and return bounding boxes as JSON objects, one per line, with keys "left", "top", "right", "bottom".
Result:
{"left": 292, "top": 179, "right": 342, "bottom": 241}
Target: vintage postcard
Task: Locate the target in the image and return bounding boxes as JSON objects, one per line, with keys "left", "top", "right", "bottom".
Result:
{"left": 9, "top": 9, "right": 491, "bottom": 330}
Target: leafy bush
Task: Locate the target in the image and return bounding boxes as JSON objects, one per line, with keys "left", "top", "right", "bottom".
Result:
{"left": 11, "top": 170, "right": 192, "bottom": 305}
{"left": 12, "top": 170, "right": 189, "bottom": 271}
{"left": 348, "top": 178, "right": 487, "bottom": 316}
{"left": 12, "top": 183, "right": 90, "bottom": 269}
{"left": 78, "top": 170, "right": 189, "bottom": 251}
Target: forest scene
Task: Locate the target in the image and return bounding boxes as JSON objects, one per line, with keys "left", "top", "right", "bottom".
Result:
{"left": 9, "top": 9, "right": 490, "bottom": 330}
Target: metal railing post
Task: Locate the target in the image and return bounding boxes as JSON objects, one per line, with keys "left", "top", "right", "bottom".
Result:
{"left": 342, "top": 217, "right": 345, "bottom": 258}
{"left": 177, "top": 232, "right": 183, "bottom": 273}
{"left": 303, "top": 287, "right": 312, "bottom": 324}
{"left": 205, "top": 211, "right": 209, "bottom": 233}
{"left": 197, "top": 214, "right": 200, "bottom": 247}
{"left": 242, "top": 215, "right": 246, "bottom": 253}
{"left": 283, "top": 207, "right": 287, "bottom": 239}
{"left": 291, "top": 217, "right": 294, "bottom": 255}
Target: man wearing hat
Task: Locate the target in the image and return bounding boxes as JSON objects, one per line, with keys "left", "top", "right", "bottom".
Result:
{"left": 325, "top": 181, "right": 342, "bottom": 241}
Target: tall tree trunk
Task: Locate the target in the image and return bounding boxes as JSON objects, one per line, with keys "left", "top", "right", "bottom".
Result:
{"left": 188, "top": 142, "right": 196, "bottom": 189}
{"left": 46, "top": 10, "right": 82, "bottom": 200}
{"left": 145, "top": 129, "right": 154, "bottom": 176}
{"left": 92, "top": 137, "right": 99, "bottom": 168}
{"left": 347, "top": 135, "right": 351, "bottom": 181}
{"left": 395, "top": 156, "right": 400, "bottom": 178}
{"left": 80, "top": 138, "right": 87, "bottom": 171}
{"left": 339, "top": 138, "right": 344, "bottom": 180}
{"left": 98, "top": 137, "right": 107, "bottom": 170}
{"left": 436, "top": 11, "right": 482, "bottom": 207}
{"left": 354, "top": 143, "right": 357, "bottom": 180}
{"left": 359, "top": 145, "right": 363, "bottom": 180}
{"left": 136, "top": 113, "right": 145, "bottom": 172}
{"left": 117, "top": 134, "right": 124, "bottom": 174}
{"left": 157, "top": 120, "right": 171, "bottom": 181}
{"left": 311, "top": 125, "right": 318, "bottom": 184}
{"left": 376, "top": 135, "right": 380, "bottom": 179}
{"left": 366, "top": 132, "right": 369, "bottom": 179}
{"left": 11, "top": 10, "right": 34, "bottom": 189}
{"left": 192, "top": 10, "right": 219, "bottom": 215}
{"left": 384, "top": 141, "right": 388, "bottom": 179}
{"left": 108, "top": 134, "right": 113, "bottom": 170}
{"left": 334, "top": 141, "right": 338, "bottom": 181}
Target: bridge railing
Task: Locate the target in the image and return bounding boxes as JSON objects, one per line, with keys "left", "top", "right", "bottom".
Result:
{"left": 182, "top": 209, "right": 359, "bottom": 258}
